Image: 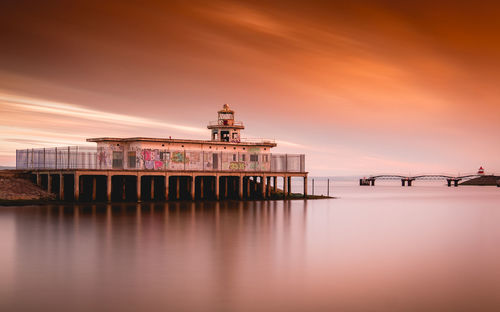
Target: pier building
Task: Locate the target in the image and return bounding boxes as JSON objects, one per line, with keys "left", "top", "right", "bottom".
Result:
{"left": 15, "top": 105, "right": 307, "bottom": 201}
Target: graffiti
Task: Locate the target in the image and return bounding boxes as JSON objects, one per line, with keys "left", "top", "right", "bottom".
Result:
{"left": 188, "top": 152, "right": 200, "bottom": 164}
{"left": 229, "top": 162, "right": 245, "bottom": 170}
{"left": 171, "top": 151, "right": 185, "bottom": 163}
{"left": 138, "top": 149, "right": 166, "bottom": 170}
{"left": 97, "top": 151, "right": 107, "bottom": 167}
{"left": 249, "top": 162, "right": 260, "bottom": 170}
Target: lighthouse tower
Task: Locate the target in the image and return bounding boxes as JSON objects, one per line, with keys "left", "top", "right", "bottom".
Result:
{"left": 478, "top": 166, "right": 485, "bottom": 175}
{"left": 207, "top": 104, "right": 245, "bottom": 142}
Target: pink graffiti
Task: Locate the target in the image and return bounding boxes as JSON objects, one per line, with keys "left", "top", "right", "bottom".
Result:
{"left": 142, "top": 150, "right": 152, "bottom": 161}
{"left": 154, "top": 161, "right": 163, "bottom": 169}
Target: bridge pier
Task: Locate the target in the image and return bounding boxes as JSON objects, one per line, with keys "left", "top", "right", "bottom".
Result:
{"left": 454, "top": 179, "right": 460, "bottom": 187}
{"left": 401, "top": 179, "right": 406, "bottom": 187}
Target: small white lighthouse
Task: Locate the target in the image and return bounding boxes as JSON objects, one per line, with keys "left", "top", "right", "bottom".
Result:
{"left": 207, "top": 104, "right": 244, "bottom": 142}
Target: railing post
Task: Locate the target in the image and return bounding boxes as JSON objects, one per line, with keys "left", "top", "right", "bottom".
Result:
{"left": 285, "top": 154, "right": 288, "bottom": 172}
{"left": 68, "top": 146, "right": 70, "bottom": 169}
{"left": 55, "top": 147, "right": 57, "bottom": 170}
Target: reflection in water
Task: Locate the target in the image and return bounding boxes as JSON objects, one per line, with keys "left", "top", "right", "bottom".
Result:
{"left": 1, "top": 185, "right": 500, "bottom": 311}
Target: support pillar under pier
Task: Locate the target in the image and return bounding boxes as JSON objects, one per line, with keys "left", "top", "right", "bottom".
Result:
{"left": 176, "top": 177, "right": 180, "bottom": 200}
{"left": 224, "top": 177, "right": 229, "bottom": 198}
{"left": 238, "top": 176, "right": 243, "bottom": 199}
{"left": 92, "top": 176, "right": 97, "bottom": 201}
{"left": 215, "top": 175, "right": 220, "bottom": 200}
{"left": 401, "top": 179, "right": 406, "bottom": 187}
{"left": 165, "top": 175, "right": 169, "bottom": 200}
{"left": 283, "top": 176, "right": 288, "bottom": 199}
{"left": 151, "top": 176, "right": 155, "bottom": 200}
{"left": 246, "top": 177, "right": 250, "bottom": 198}
{"left": 107, "top": 175, "right": 112, "bottom": 202}
{"left": 191, "top": 176, "right": 195, "bottom": 200}
{"left": 74, "top": 174, "right": 80, "bottom": 201}
{"left": 447, "top": 179, "right": 452, "bottom": 187}
{"left": 200, "top": 177, "right": 204, "bottom": 199}
{"left": 137, "top": 175, "right": 142, "bottom": 202}
{"left": 303, "top": 176, "right": 308, "bottom": 198}
{"left": 47, "top": 174, "right": 52, "bottom": 194}
{"left": 261, "top": 176, "right": 266, "bottom": 199}
{"left": 59, "top": 174, "right": 64, "bottom": 200}
{"left": 287, "top": 176, "right": 292, "bottom": 196}
{"left": 454, "top": 180, "right": 459, "bottom": 187}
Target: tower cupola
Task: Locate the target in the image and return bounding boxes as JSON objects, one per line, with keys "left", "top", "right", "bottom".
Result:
{"left": 207, "top": 104, "right": 244, "bottom": 142}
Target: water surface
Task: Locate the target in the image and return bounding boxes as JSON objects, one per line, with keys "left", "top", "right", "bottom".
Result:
{"left": 1, "top": 184, "right": 499, "bottom": 311}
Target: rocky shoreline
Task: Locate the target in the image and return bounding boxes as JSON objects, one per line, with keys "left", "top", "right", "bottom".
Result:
{"left": 0, "top": 171, "right": 55, "bottom": 202}
{"left": 460, "top": 175, "right": 500, "bottom": 186}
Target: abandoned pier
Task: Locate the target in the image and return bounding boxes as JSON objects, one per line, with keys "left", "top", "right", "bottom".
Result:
{"left": 15, "top": 105, "right": 308, "bottom": 202}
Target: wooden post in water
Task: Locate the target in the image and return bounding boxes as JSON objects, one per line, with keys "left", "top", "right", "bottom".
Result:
{"left": 327, "top": 179, "right": 330, "bottom": 197}
{"left": 312, "top": 178, "right": 314, "bottom": 196}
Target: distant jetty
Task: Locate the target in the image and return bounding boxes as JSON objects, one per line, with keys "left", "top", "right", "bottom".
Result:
{"left": 460, "top": 175, "right": 500, "bottom": 186}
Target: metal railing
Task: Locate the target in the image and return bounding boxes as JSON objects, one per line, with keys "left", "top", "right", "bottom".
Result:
{"left": 239, "top": 138, "right": 276, "bottom": 144}
{"left": 208, "top": 120, "right": 244, "bottom": 127}
{"left": 16, "top": 146, "right": 305, "bottom": 172}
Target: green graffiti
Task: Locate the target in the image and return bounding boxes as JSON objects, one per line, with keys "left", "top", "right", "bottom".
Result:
{"left": 171, "top": 152, "right": 185, "bottom": 163}
{"left": 229, "top": 162, "right": 245, "bottom": 170}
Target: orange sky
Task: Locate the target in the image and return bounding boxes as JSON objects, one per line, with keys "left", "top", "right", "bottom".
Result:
{"left": 0, "top": 0, "right": 499, "bottom": 175}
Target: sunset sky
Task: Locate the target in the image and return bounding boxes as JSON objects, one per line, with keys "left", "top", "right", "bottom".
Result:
{"left": 1, "top": 0, "right": 499, "bottom": 175}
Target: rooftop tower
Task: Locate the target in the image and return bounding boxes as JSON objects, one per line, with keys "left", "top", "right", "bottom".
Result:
{"left": 207, "top": 104, "right": 244, "bottom": 142}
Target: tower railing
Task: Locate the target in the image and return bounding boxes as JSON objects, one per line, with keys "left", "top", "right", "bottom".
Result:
{"left": 207, "top": 120, "right": 244, "bottom": 126}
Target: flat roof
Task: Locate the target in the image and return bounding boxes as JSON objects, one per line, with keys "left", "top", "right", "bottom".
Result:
{"left": 86, "top": 137, "right": 277, "bottom": 147}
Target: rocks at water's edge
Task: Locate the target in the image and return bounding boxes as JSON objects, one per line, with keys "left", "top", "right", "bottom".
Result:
{"left": 460, "top": 175, "right": 500, "bottom": 186}
{"left": 0, "top": 171, "right": 55, "bottom": 201}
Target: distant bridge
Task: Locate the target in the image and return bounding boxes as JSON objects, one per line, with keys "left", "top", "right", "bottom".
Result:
{"left": 360, "top": 174, "right": 481, "bottom": 187}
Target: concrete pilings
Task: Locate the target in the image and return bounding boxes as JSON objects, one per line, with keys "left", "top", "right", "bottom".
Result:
{"left": 30, "top": 171, "right": 306, "bottom": 202}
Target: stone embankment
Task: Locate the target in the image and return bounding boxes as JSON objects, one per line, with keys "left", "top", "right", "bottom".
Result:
{"left": 460, "top": 175, "right": 500, "bottom": 186}
{"left": 0, "top": 170, "right": 55, "bottom": 202}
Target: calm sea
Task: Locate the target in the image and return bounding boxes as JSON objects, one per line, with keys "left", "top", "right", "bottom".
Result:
{"left": 1, "top": 182, "right": 499, "bottom": 311}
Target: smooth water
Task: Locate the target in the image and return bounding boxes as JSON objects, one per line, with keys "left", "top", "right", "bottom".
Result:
{"left": 1, "top": 183, "right": 499, "bottom": 311}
